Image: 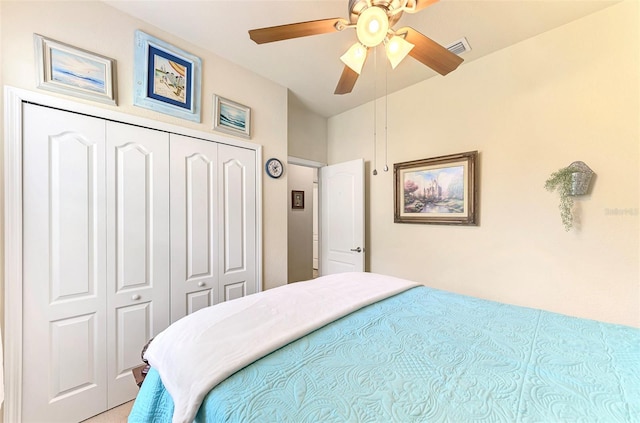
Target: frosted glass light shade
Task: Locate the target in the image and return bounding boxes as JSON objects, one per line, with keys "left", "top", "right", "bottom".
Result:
{"left": 340, "top": 43, "right": 367, "bottom": 74}
{"left": 356, "top": 6, "right": 389, "bottom": 47}
{"left": 385, "top": 35, "right": 414, "bottom": 69}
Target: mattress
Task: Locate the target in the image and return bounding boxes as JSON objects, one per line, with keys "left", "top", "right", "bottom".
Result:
{"left": 129, "top": 275, "right": 640, "bottom": 422}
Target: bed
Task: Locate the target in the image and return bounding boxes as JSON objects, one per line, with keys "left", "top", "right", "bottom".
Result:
{"left": 129, "top": 272, "right": 640, "bottom": 423}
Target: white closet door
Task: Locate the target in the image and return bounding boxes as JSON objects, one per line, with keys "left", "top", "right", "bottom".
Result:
{"left": 170, "top": 134, "right": 219, "bottom": 322}
{"left": 218, "top": 144, "right": 257, "bottom": 301}
{"left": 22, "top": 104, "right": 108, "bottom": 423}
{"left": 105, "top": 122, "right": 170, "bottom": 407}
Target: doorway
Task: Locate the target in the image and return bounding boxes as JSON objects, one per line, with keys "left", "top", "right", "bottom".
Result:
{"left": 287, "top": 158, "right": 323, "bottom": 283}
{"left": 287, "top": 157, "right": 365, "bottom": 283}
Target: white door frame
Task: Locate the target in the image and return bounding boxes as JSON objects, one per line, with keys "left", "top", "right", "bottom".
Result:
{"left": 3, "top": 86, "right": 263, "bottom": 422}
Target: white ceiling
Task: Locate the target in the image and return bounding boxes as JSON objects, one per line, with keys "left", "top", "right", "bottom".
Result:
{"left": 105, "top": 0, "right": 619, "bottom": 118}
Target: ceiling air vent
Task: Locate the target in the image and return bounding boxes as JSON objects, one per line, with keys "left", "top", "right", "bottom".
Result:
{"left": 446, "top": 37, "right": 471, "bottom": 55}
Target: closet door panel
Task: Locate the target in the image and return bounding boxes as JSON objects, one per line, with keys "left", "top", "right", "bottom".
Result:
{"left": 170, "top": 134, "right": 218, "bottom": 322}
{"left": 22, "top": 104, "right": 108, "bottom": 423}
{"left": 106, "top": 122, "right": 170, "bottom": 408}
{"left": 188, "top": 290, "right": 214, "bottom": 315}
{"left": 50, "top": 314, "right": 99, "bottom": 395}
{"left": 116, "top": 303, "right": 152, "bottom": 372}
{"left": 218, "top": 144, "right": 257, "bottom": 302}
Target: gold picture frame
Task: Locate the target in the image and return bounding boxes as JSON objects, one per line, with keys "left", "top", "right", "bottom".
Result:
{"left": 394, "top": 151, "right": 478, "bottom": 225}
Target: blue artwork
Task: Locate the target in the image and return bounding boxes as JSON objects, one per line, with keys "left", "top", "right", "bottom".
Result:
{"left": 147, "top": 45, "right": 192, "bottom": 110}
{"left": 51, "top": 48, "right": 106, "bottom": 93}
{"left": 133, "top": 30, "right": 201, "bottom": 122}
{"left": 219, "top": 103, "right": 247, "bottom": 131}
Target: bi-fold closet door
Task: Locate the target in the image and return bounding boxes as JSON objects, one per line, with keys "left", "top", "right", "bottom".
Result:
{"left": 170, "top": 135, "right": 257, "bottom": 322}
{"left": 22, "top": 103, "right": 170, "bottom": 422}
{"left": 21, "top": 103, "right": 257, "bottom": 422}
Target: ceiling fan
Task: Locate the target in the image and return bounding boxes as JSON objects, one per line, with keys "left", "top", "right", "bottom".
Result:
{"left": 248, "top": 0, "right": 463, "bottom": 95}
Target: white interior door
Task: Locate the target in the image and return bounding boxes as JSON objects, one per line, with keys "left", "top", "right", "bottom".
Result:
{"left": 218, "top": 144, "right": 257, "bottom": 301}
{"left": 105, "top": 122, "right": 170, "bottom": 407}
{"left": 22, "top": 104, "right": 108, "bottom": 423}
{"left": 170, "top": 134, "right": 219, "bottom": 322}
{"left": 319, "top": 159, "right": 365, "bottom": 275}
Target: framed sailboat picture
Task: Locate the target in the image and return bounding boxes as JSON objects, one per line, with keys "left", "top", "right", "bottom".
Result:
{"left": 213, "top": 95, "right": 251, "bottom": 139}
{"left": 133, "top": 30, "right": 201, "bottom": 122}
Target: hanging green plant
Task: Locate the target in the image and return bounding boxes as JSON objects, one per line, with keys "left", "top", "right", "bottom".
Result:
{"left": 544, "top": 167, "right": 575, "bottom": 231}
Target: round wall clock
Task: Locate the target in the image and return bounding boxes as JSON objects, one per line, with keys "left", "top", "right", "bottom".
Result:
{"left": 265, "top": 158, "right": 284, "bottom": 179}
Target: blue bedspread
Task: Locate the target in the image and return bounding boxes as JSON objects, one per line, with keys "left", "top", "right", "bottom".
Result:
{"left": 129, "top": 286, "right": 640, "bottom": 422}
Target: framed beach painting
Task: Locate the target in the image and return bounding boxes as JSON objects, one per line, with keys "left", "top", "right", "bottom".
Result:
{"left": 394, "top": 151, "right": 478, "bottom": 225}
{"left": 213, "top": 95, "right": 251, "bottom": 139}
{"left": 34, "top": 34, "right": 117, "bottom": 105}
{"left": 134, "top": 30, "right": 201, "bottom": 122}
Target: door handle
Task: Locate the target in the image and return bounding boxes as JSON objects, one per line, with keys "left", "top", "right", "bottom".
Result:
{"left": 350, "top": 247, "right": 362, "bottom": 253}
{"left": 131, "top": 294, "right": 141, "bottom": 301}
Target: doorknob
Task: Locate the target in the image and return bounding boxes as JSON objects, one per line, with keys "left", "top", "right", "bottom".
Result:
{"left": 350, "top": 247, "right": 362, "bottom": 253}
{"left": 131, "top": 294, "right": 141, "bottom": 301}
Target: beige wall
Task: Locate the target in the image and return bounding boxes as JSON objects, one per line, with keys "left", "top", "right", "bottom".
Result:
{"left": 285, "top": 94, "right": 326, "bottom": 283}
{"left": 328, "top": 1, "right": 639, "bottom": 327}
{"left": 287, "top": 164, "right": 315, "bottom": 283}
{"left": 287, "top": 92, "right": 328, "bottom": 163}
{"left": 0, "top": 1, "right": 290, "bottom": 293}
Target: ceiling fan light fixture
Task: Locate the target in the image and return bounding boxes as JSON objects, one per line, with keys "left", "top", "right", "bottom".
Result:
{"left": 385, "top": 35, "right": 414, "bottom": 69}
{"left": 248, "top": 0, "right": 461, "bottom": 95}
{"left": 356, "top": 6, "right": 390, "bottom": 47}
{"left": 340, "top": 42, "right": 368, "bottom": 74}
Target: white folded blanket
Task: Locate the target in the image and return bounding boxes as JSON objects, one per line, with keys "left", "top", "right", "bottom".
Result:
{"left": 144, "top": 272, "right": 419, "bottom": 423}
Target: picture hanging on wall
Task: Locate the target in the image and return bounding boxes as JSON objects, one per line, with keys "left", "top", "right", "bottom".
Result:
{"left": 292, "top": 190, "right": 305, "bottom": 209}
{"left": 133, "top": 30, "right": 201, "bottom": 122}
{"left": 34, "top": 34, "right": 117, "bottom": 105}
{"left": 394, "top": 151, "right": 478, "bottom": 225}
{"left": 213, "top": 94, "right": 251, "bottom": 139}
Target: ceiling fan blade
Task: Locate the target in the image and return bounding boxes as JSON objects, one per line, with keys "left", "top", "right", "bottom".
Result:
{"left": 334, "top": 66, "right": 360, "bottom": 95}
{"left": 398, "top": 27, "right": 463, "bottom": 75}
{"left": 405, "top": 0, "right": 439, "bottom": 13}
{"left": 249, "top": 18, "right": 345, "bottom": 44}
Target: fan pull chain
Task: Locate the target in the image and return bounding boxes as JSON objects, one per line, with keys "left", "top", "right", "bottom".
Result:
{"left": 384, "top": 58, "right": 389, "bottom": 172}
{"left": 372, "top": 46, "right": 378, "bottom": 176}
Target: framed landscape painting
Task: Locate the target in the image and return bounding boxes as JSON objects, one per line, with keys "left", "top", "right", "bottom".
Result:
{"left": 134, "top": 30, "right": 201, "bottom": 122}
{"left": 34, "top": 34, "right": 117, "bottom": 105}
{"left": 213, "top": 95, "right": 251, "bottom": 139}
{"left": 394, "top": 151, "right": 478, "bottom": 225}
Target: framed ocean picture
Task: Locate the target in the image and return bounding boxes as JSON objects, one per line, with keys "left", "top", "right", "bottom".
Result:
{"left": 213, "top": 95, "right": 251, "bottom": 139}
{"left": 394, "top": 151, "right": 478, "bottom": 225}
{"left": 34, "top": 34, "right": 117, "bottom": 105}
{"left": 133, "top": 30, "right": 201, "bottom": 122}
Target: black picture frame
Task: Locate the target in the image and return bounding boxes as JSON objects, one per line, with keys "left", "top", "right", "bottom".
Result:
{"left": 292, "top": 190, "right": 305, "bottom": 210}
